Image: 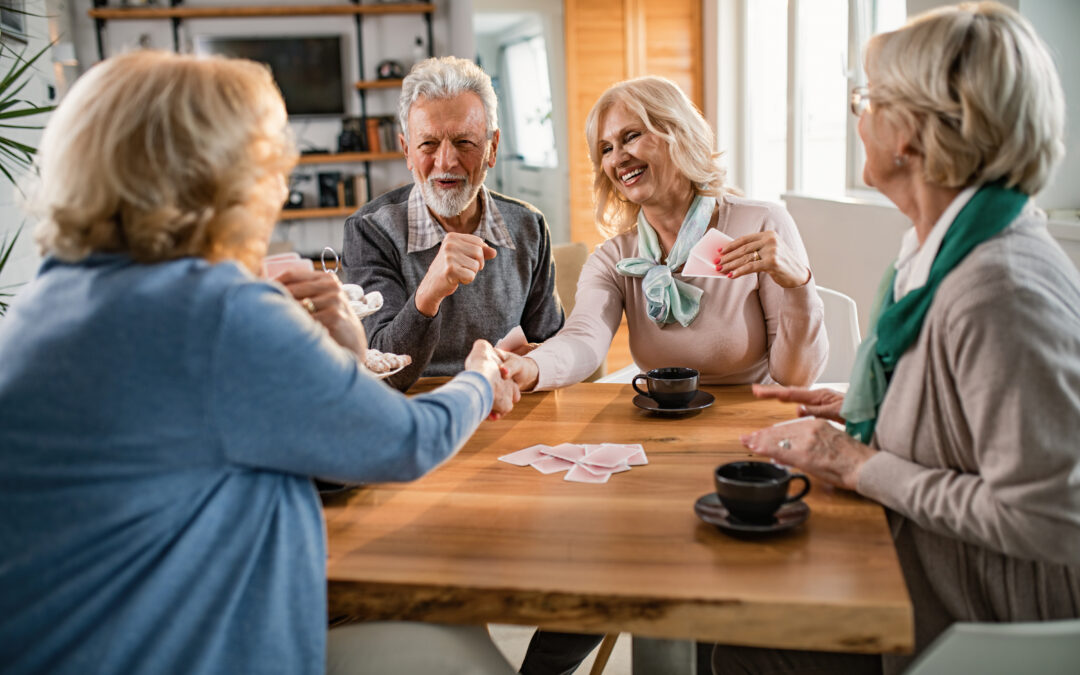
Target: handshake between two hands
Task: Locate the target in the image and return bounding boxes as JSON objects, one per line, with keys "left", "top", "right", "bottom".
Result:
{"left": 466, "top": 325, "right": 540, "bottom": 421}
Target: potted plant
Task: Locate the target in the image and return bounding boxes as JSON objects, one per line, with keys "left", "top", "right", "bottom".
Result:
{"left": 0, "top": 40, "right": 56, "bottom": 316}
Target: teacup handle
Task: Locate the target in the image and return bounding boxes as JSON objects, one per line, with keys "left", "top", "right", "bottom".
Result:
{"left": 631, "top": 373, "right": 650, "bottom": 398}
{"left": 785, "top": 473, "right": 811, "bottom": 503}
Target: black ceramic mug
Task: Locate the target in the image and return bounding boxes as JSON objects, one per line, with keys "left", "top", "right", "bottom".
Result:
{"left": 631, "top": 367, "right": 699, "bottom": 408}
{"left": 714, "top": 461, "right": 810, "bottom": 524}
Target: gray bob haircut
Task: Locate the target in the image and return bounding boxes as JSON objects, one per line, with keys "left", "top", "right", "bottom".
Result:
{"left": 398, "top": 56, "right": 498, "bottom": 143}
{"left": 865, "top": 1, "right": 1065, "bottom": 195}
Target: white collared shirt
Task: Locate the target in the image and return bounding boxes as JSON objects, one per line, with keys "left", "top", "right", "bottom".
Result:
{"left": 406, "top": 183, "right": 516, "bottom": 254}
{"left": 893, "top": 186, "right": 978, "bottom": 300}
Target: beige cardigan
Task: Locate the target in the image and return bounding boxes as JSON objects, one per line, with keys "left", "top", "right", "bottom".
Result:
{"left": 530, "top": 195, "right": 828, "bottom": 389}
{"left": 857, "top": 210, "right": 1080, "bottom": 672}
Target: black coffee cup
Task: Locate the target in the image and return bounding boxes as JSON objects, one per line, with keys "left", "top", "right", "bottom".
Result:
{"left": 632, "top": 367, "right": 699, "bottom": 408}
{"left": 713, "top": 461, "right": 810, "bottom": 524}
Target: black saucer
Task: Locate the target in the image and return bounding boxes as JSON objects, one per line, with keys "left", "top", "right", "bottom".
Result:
{"left": 633, "top": 390, "right": 715, "bottom": 416}
{"left": 694, "top": 493, "right": 809, "bottom": 536}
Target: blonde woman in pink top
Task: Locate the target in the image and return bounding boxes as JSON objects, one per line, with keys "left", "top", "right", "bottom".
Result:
{"left": 504, "top": 76, "right": 827, "bottom": 393}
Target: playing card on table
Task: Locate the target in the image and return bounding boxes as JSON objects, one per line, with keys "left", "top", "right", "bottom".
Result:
{"left": 565, "top": 463, "right": 612, "bottom": 483}
{"left": 498, "top": 444, "right": 551, "bottom": 466}
{"left": 583, "top": 443, "right": 641, "bottom": 468}
{"left": 542, "top": 443, "right": 587, "bottom": 463}
{"left": 531, "top": 456, "right": 575, "bottom": 474}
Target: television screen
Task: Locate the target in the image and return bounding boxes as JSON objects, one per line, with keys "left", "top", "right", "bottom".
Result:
{"left": 193, "top": 35, "right": 346, "bottom": 117}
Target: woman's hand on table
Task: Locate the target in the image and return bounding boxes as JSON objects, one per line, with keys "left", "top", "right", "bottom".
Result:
{"left": 464, "top": 340, "right": 520, "bottom": 420}
{"left": 278, "top": 268, "right": 367, "bottom": 358}
{"left": 716, "top": 231, "right": 811, "bottom": 288}
{"left": 752, "top": 384, "right": 846, "bottom": 423}
{"left": 499, "top": 352, "right": 540, "bottom": 392}
{"left": 740, "top": 418, "right": 875, "bottom": 491}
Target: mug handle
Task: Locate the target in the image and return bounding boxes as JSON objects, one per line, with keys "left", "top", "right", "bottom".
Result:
{"left": 631, "top": 373, "right": 650, "bottom": 398}
{"left": 785, "top": 474, "right": 811, "bottom": 503}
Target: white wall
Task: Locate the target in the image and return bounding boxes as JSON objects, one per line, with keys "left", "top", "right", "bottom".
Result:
{"left": 472, "top": 0, "right": 569, "bottom": 244}
{"left": 0, "top": 1, "right": 57, "bottom": 293}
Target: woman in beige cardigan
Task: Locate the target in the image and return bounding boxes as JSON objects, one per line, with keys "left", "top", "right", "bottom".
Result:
{"left": 735, "top": 3, "right": 1080, "bottom": 674}
{"left": 504, "top": 76, "right": 827, "bottom": 394}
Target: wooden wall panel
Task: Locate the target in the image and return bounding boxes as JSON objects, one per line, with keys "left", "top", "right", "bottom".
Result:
{"left": 565, "top": 0, "right": 703, "bottom": 250}
{"left": 565, "top": 0, "right": 627, "bottom": 248}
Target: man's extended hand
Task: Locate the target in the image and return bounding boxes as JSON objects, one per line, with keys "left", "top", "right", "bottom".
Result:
{"left": 463, "top": 340, "right": 520, "bottom": 420}
{"left": 415, "top": 233, "right": 497, "bottom": 317}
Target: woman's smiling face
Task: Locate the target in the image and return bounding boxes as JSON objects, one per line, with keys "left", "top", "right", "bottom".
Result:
{"left": 598, "top": 102, "right": 687, "bottom": 208}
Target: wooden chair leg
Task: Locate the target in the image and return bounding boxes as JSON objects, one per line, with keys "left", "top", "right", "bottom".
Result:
{"left": 589, "top": 633, "right": 620, "bottom": 675}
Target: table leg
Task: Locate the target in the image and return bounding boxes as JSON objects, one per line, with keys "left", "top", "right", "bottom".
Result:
{"left": 631, "top": 636, "right": 696, "bottom": 674}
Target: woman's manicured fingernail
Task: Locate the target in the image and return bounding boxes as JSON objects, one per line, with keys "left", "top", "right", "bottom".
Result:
{"left": 727, "top": 272, "right": 734, "bottom": 278}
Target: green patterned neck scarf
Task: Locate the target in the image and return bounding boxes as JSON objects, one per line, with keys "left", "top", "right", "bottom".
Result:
{"left": 843, "top": 183, "right": 1028, "bottom": 443}
{"left": 616, "top": 195, "right": 716, "bottom": 327}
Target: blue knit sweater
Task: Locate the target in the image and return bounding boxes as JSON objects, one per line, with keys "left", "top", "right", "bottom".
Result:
{"left": 0, "top": 254, "right": 491, "bottom": 674}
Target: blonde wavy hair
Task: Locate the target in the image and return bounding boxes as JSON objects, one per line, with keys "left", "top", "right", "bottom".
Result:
{"left": 28, "top": 51, "right": 298, "bottom": 273}
{"left": 865, "top": 1, "right": 1064, "bottom": 195}
{"left": 585, "top": 76, "right": 728, "bottom": 239}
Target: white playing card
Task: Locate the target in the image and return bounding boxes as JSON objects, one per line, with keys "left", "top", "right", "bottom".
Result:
{"left": 582, "top": 443, "right": 641, "bottom": 468}
{"left": 495, "top": 325, "right": 528, "bottom": 352}
{"left": 542, "top": 443, "right": 586, "bottom": 463}
{"left": 264, "top": 257, "right": 314, "bottom": 280}
{"left": 565, "top": 464, "right": 612, "bottom": 483}
{"left": 682, "top": 229, "right": 735, "bottom": 278}
{"left": 681, "top": 254, "right": 722, "bottom": 277}
{"left": 498, "top": 444, "right": 551, "bottom": 466}
{"left": 531, "top": 456, "right": 575, "bottom": 474}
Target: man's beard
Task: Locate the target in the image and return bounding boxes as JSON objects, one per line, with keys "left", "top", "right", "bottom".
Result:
{"left": 416, "top": 167, "right": 488, "bottom": 219}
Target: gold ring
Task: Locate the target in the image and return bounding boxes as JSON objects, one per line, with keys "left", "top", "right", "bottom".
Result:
{"left": 753, "top": 250, "right": 761, "bottom": 262}
{"left": 300, "top": 297, "right": 316, "bottom": 314}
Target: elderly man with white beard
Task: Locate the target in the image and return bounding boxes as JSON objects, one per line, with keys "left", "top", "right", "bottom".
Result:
{"left": 342, "top": 56, "right": 564, "bottom": 391}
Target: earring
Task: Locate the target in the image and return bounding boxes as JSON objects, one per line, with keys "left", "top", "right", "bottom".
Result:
{"left": 893, "top": 154, "right": 907, "bottom": 168}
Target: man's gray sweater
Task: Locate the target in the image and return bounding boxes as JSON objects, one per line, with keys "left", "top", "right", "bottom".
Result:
{"left": 342, "top": 185, "right": 564, "bottom": 391}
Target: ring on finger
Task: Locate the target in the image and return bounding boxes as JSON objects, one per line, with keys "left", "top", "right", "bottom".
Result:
{"left": 752, "top": 250, "right": 761, "bottom": 262}
{"left": 300, "top": 297, "right": 316, "bottom": 314}
{"left": 778, "top": 438, "right": 791, "bottom": 450}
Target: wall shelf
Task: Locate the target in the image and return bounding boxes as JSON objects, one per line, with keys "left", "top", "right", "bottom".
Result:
{"left": 88, "top": 1, "right": 432, "bottom": 222}
{"left": 88, "top": 3, "right": 434, "bottom": 20}
{"left": 355, "top": 78, "right": 405, "bottom": 90}
{"left": 279, "top": 206, "right": 356, "bottom": 221}
{"left": 297, "top": 151, "right": 400, "bottom": 165}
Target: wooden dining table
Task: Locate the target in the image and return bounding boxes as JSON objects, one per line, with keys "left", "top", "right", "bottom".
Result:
{"left": 322, "top": 382, "right": 913, "bottom": 668}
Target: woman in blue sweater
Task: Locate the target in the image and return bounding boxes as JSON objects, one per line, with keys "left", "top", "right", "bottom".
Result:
{"left": 0, "top": 51, "right": 517, "bottom": 674}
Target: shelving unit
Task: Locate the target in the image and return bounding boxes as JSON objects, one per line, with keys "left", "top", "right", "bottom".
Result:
{"left": 88, "top": 1, "right": 434, "bottom": 221}
{"left": 279, "top": 206, "right": 356, "bottom": 221}
{"left": 297, "top": 151, "right": 400, "bottom": 166}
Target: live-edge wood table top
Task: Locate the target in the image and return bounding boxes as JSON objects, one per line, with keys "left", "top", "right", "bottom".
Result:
{"left": 323, "top": 383, "right": 913, "bottom": 654}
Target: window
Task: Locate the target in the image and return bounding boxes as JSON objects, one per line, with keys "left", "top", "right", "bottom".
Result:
{"left": 501, "top": 34, "right": 557, "bottom": 168}
{"left": 0, "top": 0, "right": 27, "bottom": 43}
{"left": 734, "top": 0, "right": 905, "bottom": 201}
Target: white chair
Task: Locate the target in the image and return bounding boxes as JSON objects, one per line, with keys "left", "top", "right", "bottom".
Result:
{"left": 816, "top": 286, "right": 861, "bottom": 385}
{"left": 904, "top": 619, "right": 1080, "bottom": 675}
{"left": 596, "top": 363, "right": 639, "bottom": 384}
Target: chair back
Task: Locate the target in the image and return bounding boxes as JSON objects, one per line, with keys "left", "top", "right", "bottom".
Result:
{"left": 905, "top": 619, "right": 1080, "bottom": 675}
{"left": 551, "top": 242, "right": 605, "bottom": 380}
{"left": 816, "top": 286, "right": 861, "bottom": 384}
{"left": 552, "top": 242, "right": 588, "bottom": 315}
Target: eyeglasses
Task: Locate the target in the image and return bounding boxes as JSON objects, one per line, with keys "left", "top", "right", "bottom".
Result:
{"left": 850, "top": 86, "right": 871, "bottom": 117}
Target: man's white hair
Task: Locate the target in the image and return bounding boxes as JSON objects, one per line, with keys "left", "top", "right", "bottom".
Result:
{"left": 398, "top": 56, "right": 498, "bottom": 144}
